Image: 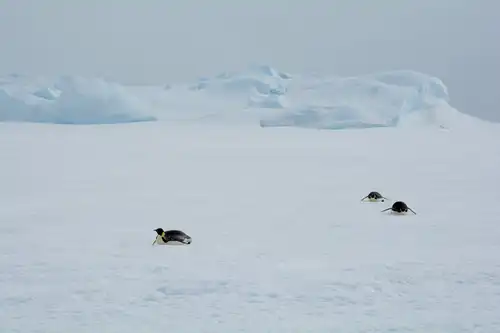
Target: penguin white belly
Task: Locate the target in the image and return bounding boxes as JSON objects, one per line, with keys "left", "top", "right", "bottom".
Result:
{"left": 165, "top": 240, "right": 188, "bottom": 246}
{"left": 154, "top": 235, "right": 190, "bottom": 246}
{"left": 154, "top": 235, "right": 170, "bottom": 245}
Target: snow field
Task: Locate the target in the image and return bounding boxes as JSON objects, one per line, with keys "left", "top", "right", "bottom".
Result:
{"left": 1, "top": 122, "right": 499, "bottom": 332}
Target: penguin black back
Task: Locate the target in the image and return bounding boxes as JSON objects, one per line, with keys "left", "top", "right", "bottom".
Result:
{"left": 369, "top": 191, "right": 383, "bottom": 199}
{"left": 381, "top": 200, "right": 416, "bottom": 214}
{"left": 164, "top": 230, "right": 189, "bottom": 240}
{"left": 392, "top": 201, "right": 408, "bottom": 212}
{"left": 361, "top": 191, "right": 386, "bottom": 202}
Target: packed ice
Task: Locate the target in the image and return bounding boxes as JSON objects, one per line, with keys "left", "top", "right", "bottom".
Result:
{"left": 0, "top": 65, "right": 491, "bottom": 129}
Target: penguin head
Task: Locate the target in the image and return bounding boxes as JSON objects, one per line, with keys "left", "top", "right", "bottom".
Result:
{"left": 154, "top": 228, "right": 164, "bottom": 235}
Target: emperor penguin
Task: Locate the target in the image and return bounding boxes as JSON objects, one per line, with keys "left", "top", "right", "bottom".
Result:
{"left": 152, "top": 228, "right": 192, "bottom": 246}
{"left": 360, "top": 191, "right": 387, "bottom": 202}
{"left": 381, "top": 201, "right": 417, "bottom": 215}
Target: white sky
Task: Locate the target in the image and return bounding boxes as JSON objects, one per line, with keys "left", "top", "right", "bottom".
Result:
{"left": 0, "top": 0, "right": 498, "bottom": 121}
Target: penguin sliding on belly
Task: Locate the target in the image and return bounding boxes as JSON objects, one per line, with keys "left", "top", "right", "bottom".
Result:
{"left": 360, "top": 191, "right": 387, "bottom": 202}
{"left": 381, "top": 201, "right": 417, "bottom": 215}
{"left": 152, "top": 228, "right": 192, "bottom": 246}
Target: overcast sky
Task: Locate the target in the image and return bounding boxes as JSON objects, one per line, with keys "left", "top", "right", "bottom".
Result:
{"left": 1, "top": 0, "right": 498, "bottom": 121}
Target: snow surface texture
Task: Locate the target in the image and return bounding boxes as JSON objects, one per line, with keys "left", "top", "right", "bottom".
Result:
{"left": 0, "top": 65, "right": 489, "bottom": 129}
{"left": 1, "top": 123, "right": 499, "bottom": 332}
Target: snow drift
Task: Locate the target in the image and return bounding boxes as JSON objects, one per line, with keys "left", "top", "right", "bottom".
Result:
{"left": 258, "top": 70, "right": 474, "bottom": 130}
{"left": 184, "top": 66, "right": 484, "bottom": 130}
{"left": 0, "top": 66, "right": 488, "bottom": 129}
{"left": 188, "top": 64, "right": 291, "bottom": 109}
{"left": 0, "top": 76, "right": 155, "bottom": 124}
